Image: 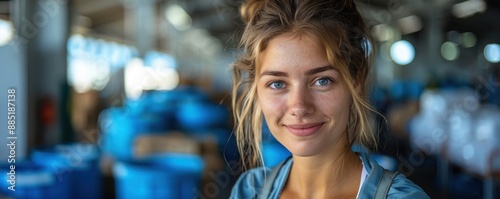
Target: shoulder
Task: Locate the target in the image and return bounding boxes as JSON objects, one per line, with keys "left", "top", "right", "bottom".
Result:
{"left": 387, "top": 173, "right": 430, "bottom": 199}
{"left": 229, "top": 166, "right": 270, "bottom": 199}
{"left": 359, "top": 153, "right": 429, "bottom": 199}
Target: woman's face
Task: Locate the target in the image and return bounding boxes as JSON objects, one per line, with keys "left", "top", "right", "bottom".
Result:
{"left": 257, "top": 33, "right": 352, "bottom": 157}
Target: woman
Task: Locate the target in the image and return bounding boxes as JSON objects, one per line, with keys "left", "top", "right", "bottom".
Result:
{"left": 229, "top": 0, "right": 429, "bottom": 198}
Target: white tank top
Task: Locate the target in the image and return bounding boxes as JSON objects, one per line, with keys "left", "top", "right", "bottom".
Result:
{"left": 356, "top": 162, "right": 368, "bottom": 198}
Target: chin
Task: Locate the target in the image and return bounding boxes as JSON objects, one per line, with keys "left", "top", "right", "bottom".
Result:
{"left": 283, "top": 142, "right": 324, "bottom": 157}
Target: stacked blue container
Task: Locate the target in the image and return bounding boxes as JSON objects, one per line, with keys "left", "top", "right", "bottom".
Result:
{"left": 99, "top": 107, "right": 175, "bottom": 160}
{"left": 31, "top": 143, "right": 101, "bottom": 199}
{"left": 0, "top": 161, "right": 70, "bottom": 199}
{"left": 176, "top": 101, "right": 229, "bottom": 130}
{"left": 100, "top": 87, "right": 208, "bottom": 160}
{"left": 113, "top": 153, "right": 204, "bottom": 199}
{"left": 99, "top": 87, "right": 234, "bottom": 198}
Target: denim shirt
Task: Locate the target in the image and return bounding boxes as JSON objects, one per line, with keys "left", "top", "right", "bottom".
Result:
{"left": 230, "top": 153, "right": 429, "bottom": 199}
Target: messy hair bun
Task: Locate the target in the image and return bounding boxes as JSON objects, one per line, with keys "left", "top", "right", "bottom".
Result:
{"left": 240, "top": 0, "right": 266, "bottom": 23}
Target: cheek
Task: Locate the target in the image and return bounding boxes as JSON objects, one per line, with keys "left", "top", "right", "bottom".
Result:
{"left": 319, "top": 92, "right": 351, "bottom": 118}
{"left": 257, "top": 91, "right": 284, "bottom": 120}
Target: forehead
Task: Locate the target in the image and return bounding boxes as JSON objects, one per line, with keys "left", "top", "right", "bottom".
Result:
{"left": 257, "top": 32, "right": 331, "bottom": 73}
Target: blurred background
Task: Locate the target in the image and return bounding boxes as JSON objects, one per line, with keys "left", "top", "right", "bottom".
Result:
{"left": 0, "top": 0, "right": 499, "bottom": 198}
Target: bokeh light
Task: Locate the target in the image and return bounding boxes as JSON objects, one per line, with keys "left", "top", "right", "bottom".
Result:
{"left": 441, "top": 41, "right": 460, "bottom": 61}
{"left": 390, "top": 40, "right": 415, "bottom": 65}
{"left": 0, "top": 19, "right": 14, "bottom": 46}
{"left": 484, "top": 43, "right": 500, "bottom": 63}
{"left": 462, "top": 32, "right": 477, "bottom": 48}
{"left": 165, "top": 4, "right": 192, "bottom": 31}
{"left": 124, "top": 58, "right": 145, "bottom": 99}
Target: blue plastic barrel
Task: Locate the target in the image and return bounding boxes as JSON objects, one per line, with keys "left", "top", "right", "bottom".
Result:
{"left": 0, "top": 161, "right": 70, "bottom": 199}
{"left": 31, "top": 143, "right": 101, "bottom": 199}
{"left": 113, "top": 153, "right": 205, "bottom": 199}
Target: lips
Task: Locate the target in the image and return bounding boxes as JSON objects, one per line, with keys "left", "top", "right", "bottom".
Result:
{"left": 285, "top": 122, "right": 324, "bottom": 137}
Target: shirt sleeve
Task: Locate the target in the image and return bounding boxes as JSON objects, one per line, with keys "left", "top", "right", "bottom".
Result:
{"left": 387, "top": 173, "right": 430, "bottom": 199}
{"left": 229, "top": 167, "right": 270, "bottom": 199}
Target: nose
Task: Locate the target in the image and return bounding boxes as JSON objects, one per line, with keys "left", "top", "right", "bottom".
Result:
{"left": 288, "top": 85, "right": 315, "bottom": 118}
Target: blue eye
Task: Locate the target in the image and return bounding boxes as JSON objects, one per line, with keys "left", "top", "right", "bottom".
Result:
{"left": 315, "top": 78, "right": 332, "bottom": 86}
{"left": 269, "top": 81, "right": 285, "bottom": 89}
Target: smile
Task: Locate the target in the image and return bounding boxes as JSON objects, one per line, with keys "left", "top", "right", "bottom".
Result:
{"left": 285, "top": 122, "right": 324, "bottom": 137}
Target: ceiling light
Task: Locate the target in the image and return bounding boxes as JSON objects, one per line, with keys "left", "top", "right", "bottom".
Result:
{"left": 398, "top": 15, "right": 422, "bottom": 35}
{"left": 452, "top": 0, "right": 487, "bottom": 18}
{"left": 165, "top": 4, "right": 192, "bottom": 31}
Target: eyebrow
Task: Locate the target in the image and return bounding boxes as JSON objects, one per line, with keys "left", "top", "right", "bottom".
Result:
{"left": 260, "top": 65, "right": 333, "bottom": 77}
{"left": 260, "top": 71, "right": 288, "bottom": 77}
{"left": 305, "top": 65, "right": 333, "bottom": 75}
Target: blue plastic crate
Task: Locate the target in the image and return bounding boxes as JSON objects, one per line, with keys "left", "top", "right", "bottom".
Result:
{"left": 125, "top": 87, "right": 209, "bottom": 116}
{"left": 0, "top": 161, "right": 70, "bottom": 199}
{"left": 113, "top": 153, "right": 205, "bottom": 199}
{"left": 99, "top": 107, "right": 174, "bottom": 160}
{"left": 125, "top": 90, "right": 178, "bottom": 117}
{"left": 31, "top": 143, "right": 102, "bottom": 199}
{"left": 177, "top": 101, "right": 229, "bottom": 130}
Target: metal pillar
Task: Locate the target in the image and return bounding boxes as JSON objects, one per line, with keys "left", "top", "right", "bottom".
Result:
{"left": 17, "top": 0, "right": 69, "bottom": 147}
{"left": 124, "top": 0, "right": 157, "bottom": 57}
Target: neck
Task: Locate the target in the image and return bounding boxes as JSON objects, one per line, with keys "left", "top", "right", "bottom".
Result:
{"left": 286, "top": 147, "right": 362, "bottom": 198}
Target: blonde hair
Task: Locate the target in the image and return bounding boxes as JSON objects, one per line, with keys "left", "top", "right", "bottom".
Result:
{"left": 232, "top": 0, "right": 378, "bottom": 170}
